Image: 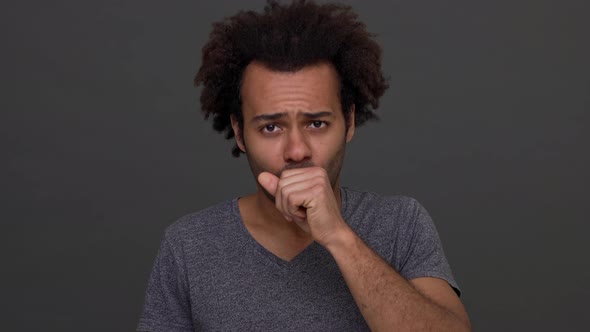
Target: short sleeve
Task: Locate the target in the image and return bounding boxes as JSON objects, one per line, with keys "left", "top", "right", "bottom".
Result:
{"left": 137, "top": 234, "right": 194, "bottom": 332}
{"left": 397, "top": 198, "right": 461, "bottom": 296}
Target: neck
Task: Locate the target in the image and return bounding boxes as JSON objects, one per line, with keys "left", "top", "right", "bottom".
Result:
{"left": 237, "top": 179, "right": 343, "bottom": 261}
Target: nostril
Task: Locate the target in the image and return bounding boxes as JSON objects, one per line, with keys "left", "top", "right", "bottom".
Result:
{"left": 283, "top": 133, "right": 312, "bottom": 162}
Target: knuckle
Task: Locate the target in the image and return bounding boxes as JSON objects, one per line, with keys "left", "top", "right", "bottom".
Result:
{"left": 313, "top": 175, "right": 325, "bottom": 183}
{"left": 312, "top": 184, "right": 324, "bottom": 195}
{"left": 279, "top": 184, "right": 289, "bottom": 196}
{"left": 311, "top": 167, "right": 323, "bottom": 176}
{"left": 287, "top": 193, "right": 297, "bottom": 205}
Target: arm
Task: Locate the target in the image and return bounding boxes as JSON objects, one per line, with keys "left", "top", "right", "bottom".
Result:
{"left": 137, "top": 235, "right": 194, "bottom": 332}
{"left": 326, "top": 226, "right": 471, "bottom": 331}
{"left": 259, "top": 167, "right": 471, "bottom": 331}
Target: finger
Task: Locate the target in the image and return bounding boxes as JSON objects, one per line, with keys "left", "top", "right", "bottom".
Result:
{"left": 277, "top": 168, "right": 325, "bottom": 192}
{"left": 267, "top": 173, "right": 293, "bottom": 221}
{"left": 257, "top": 172, "right": 279, "bottom": 197}
{"left": 292, "top": 218, "right": 310, "bottom": 233}
{"left": 275, "top": 169, "right": 315, "bottom": 219}
{"left": 280, "top": 166, "right": 322, "bottom": 180}
{"left": 280, "top": 184, "right": 316, "bottom": 220}
{"left": 278, "top": 177, "right": 311, "bottom": 219}
{"left": 278, "top": 173, "right": 328, "bottom": 220}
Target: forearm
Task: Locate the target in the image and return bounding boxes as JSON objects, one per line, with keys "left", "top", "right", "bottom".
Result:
{"left": 325, "top": 227, "right": 471, "bottom": 332}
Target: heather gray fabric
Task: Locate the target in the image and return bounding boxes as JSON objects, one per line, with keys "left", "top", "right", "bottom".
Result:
{"left": 137, "top": 187, "right": 459, "bottom": 332}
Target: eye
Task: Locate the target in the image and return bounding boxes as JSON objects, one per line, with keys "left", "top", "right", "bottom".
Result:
{"left": 261, "top": 124, "right": 279, "bottom": 133}
{"left": 309, "top": 121, "right": 326, "bottom": 129}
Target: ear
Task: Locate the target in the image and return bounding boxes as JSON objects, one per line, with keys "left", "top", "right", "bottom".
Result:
{"left": 230, "top": 114, "right": 246, "bottom": 153}
{"left": 345, "top": 104, "right": 355, "bottom": 143}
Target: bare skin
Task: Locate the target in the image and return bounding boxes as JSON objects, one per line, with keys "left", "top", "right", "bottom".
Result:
{"left": 231, "top": 61, "right": 471, "bottom": 331}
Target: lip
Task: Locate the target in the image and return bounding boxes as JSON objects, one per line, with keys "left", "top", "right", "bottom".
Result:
{"left": 279, "top": 161, "right": 316, "bottom": 175}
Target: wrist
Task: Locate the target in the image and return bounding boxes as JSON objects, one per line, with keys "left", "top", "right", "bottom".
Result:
{"left": 322, "top": 222, "right": 358, "bottom": 254}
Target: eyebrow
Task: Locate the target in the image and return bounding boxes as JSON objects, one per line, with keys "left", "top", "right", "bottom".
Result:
{"left": 251, "top": 111, "right": 334, "bottom": 123}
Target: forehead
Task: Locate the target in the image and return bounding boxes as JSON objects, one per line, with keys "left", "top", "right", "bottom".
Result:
{"left": 240, "top": 61, "right": 341, "bottom": 117}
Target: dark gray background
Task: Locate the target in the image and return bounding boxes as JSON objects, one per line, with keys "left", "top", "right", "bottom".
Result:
{"left": 3, "top": 0, "right": 588, "bottom": 331}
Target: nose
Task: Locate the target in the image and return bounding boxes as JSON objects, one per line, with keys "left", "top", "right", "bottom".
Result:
{"left": 283, "top": 127, "right": 311, "bottom": 163}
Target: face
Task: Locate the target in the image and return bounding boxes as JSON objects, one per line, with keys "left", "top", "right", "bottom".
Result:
{"left": 231, "top": 61, "right": 355, "bottom": 194}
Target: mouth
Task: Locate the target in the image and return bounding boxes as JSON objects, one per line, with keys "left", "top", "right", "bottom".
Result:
{"left": 278, "top": 160, "right": 316, "bottom": 177}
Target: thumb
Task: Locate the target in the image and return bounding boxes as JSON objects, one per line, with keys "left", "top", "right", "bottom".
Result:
{"left": 257, "top": 172, "right": 279, "bottom": 196}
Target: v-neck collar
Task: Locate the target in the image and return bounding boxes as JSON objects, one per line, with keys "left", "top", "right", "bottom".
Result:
{"left": 232, "top": 187, "right": 349, "bottom": 270}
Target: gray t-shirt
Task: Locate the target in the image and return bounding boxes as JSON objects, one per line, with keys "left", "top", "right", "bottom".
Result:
{"left": 137, "top": 187, "right": 459, "bottom": 332}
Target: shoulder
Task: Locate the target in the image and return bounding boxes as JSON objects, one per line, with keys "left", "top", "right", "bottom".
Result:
{"left": 163, "top": 199, "right": 240, "bottom": 247}
{"left": 342, "top": 187, "right": 425, "bottom": 224}
{"left": 342, "top": 188, "right": 456, "bottom": 285}
{"left": 341, "top": 187, "right": 433, "bottom": 258}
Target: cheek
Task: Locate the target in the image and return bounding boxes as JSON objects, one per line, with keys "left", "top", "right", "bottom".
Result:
{"left": 317, "top": 132, "right": 345, "bottom": 153}
{"left": 244, "top": 135, "right": 284, "bottom": 169}
{"left": 247, "top": 135, "right": 280, "bottom": 157}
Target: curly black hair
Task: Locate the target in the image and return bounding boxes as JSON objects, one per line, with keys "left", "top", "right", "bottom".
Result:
{"left": 195, "top": 0, "right": 389, "bottom": 157}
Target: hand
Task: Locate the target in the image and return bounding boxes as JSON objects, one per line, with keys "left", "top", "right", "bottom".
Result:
{"left": 258, "top": 167, "right": 349, "bottom": 247}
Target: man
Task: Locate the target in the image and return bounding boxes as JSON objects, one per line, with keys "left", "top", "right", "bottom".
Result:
{"left": 138, "top": 1, "right": 471, "bottom": 331}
